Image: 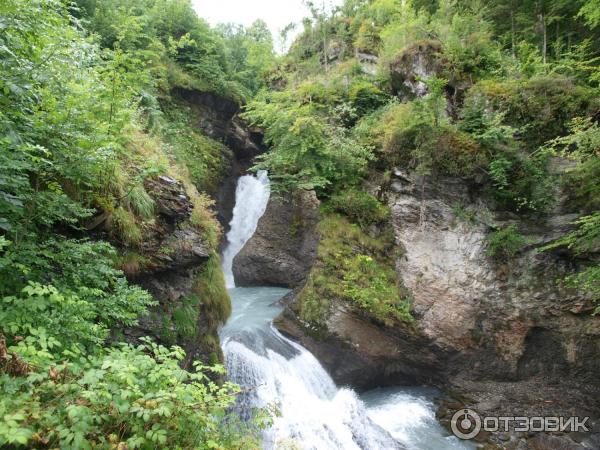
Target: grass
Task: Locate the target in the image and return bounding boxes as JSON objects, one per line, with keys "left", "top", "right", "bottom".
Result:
{"left": 107, "top": 206, "right": 142, "bottom": 247}
{"left": 124, "top": 184, "right": 155, "bottom": 220}
{"left": 298, "top": 214, "right": 412, "bottom": 328}
{"left": 193, "top": 253, "right": 231, "bottom": 329}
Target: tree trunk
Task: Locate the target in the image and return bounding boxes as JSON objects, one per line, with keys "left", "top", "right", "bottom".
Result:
{"left": 511, "top": 9, "right": 516, "bottom": 58}
{"left": 540, "top": 12, "right": 547, "bottom": 65}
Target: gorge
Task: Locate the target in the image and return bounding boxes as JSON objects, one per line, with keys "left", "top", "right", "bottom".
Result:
{"left": 219, "top": 172, "right": 472, "bottom": 449}
{"left": 3, "top": 0, "right": 600, "bottom": 448}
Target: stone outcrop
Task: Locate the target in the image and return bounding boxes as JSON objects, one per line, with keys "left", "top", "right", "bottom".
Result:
{"left": 232, "top": 190, "right": 320, "bottom": 288}
{"left": 170, "top": 87, "right": 266, "bottom": 233}
{"left": 389, "top": 40, "right": 447, "bottom": 99}
{"left": 274, "top": 165, "right": 600, "bottom": 447}
{"left": 119, "top": 175, "right": 222, "bottom": 369}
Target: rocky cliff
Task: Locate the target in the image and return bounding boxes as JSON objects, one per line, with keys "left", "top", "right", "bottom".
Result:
{"left": 116, "top": 88, "right": 264, "bottom": 368}
{"left": 241, "top": 166, "right": 600, "bottom": 448}
{"left": 115, "top": 175, "right": 227, "bottom": 368}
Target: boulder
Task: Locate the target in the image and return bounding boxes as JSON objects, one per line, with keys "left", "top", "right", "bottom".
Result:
{"left": 232, "top": 190, "right": 320, "bottom": 288}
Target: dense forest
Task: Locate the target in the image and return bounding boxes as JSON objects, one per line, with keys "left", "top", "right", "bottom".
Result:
{"left": 1, "top": 0, "right": 600, "bottom": 448}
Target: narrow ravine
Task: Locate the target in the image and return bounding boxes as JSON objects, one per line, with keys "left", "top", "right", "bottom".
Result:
{"left": 220, "top": 173, "right": 473, "bottom": 450}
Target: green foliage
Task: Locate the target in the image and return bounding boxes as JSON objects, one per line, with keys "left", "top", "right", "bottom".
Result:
{"left": 124, "top": 185, "right": 155, "bottom": 220}
{"left": 579, "top": 0, "right": 600, "bottom": 28}
{"left": 348, "top": 80, "right": 388, "bottom": 115}
{"left": 486, "top": 224, "right": 529, "bottom": 261}
{"left": 194, "top": 254, "right": 232, "bottom": 329}
{"left": 0, "top": 1, "right": 247, "bottom": 447}
{"left": 0, "top": 338, "right": 260, "bottom": 449}
{"left": 488, "top": 150, "right": 556, "bottom": 213}
{"left": 471, "top": 77, "right": 600, "bottom": 147}
{"left": 547, "top": 117, "right": 600, "bottom": 210}
{"left": 0, "top": 238, "right": 153, "bottom": 331}
{"left": 542, "top": 213, "right": 600, "bottom": 312}
{"left": 378, "top": 99, "right": 487, "bottom": 178}
{"left": 163, "top": 104, "right": 230, "bottom": 194}
{"left": 244, "top": 95, "right": 374, "bottom": 194}
{"left": 329, "top": 189, "right": 390, "bottom": 227}
{"left": 108, "top": 207, "right": 143, "bottom": 247}
{"left": 218, "top": 20, "right": 277, "bottom": 97}
{"left": 299, "top": 215, "right": 412, "bottom": 327}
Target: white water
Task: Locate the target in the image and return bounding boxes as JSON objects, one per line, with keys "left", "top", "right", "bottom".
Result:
{"left": 219, "top": 173, "right": 474, "bottom": 449}
{"left": 221, "top": 170, "right": 270, "bottom": 288}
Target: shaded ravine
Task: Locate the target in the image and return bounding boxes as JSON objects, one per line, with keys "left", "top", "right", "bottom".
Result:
{"left": 220, "top": 173, "right": 473, "bottom": 449}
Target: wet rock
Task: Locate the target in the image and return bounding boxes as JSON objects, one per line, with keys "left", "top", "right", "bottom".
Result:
{"left": 232, "top": 190, "right": 320, "bottom": 288}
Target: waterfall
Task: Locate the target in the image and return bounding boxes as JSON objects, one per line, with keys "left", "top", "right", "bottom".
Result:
{"left": 221, "top": 170, "right": 270, "bottom": 288}
{"left": 219, "top": 172, "right": 473, "bottom": 449}
{"left": 220, "top": 288, "right": 400, "bottom": 450}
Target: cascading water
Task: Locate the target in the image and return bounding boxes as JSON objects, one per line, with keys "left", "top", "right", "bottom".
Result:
{"left": 220, "top": 172, "right": 474, "bottom": 449}
{"left": 221, "top": 170, "right": 270, "bottom": 289}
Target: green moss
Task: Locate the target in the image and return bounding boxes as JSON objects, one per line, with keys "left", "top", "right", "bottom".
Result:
{"left": 298, "top": 214, "right": 412, "bottom": 328}
{"left": 193, "top": 253, "right": 232, "bottom": 329}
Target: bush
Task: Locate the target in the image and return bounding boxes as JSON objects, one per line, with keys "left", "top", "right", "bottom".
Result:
{"left": 329, "top": 189, "right": 390, "bottom": 227}
{"left": 486, "top": 224, "right": 528, "bottom": 261}
{"left": 244, "top": 98, "right": 373, "bottom": 194}
{"left": 470, "top": 76, "right": 600, "bottom": 147}
{"left": 348, "top": 80, "right": 387, "bottom": 116}
{"left": 379, "top": 102, "right": 486, "bottom": 178}
{"left": 0, "top": 338, "right": 259, "bottom": 449}
{"left": 488, "top": 150, "right": 555, "bottom": 213}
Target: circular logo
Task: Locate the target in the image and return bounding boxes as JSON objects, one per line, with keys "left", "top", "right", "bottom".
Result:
{"left": 451, "top": 409, "right": 482, "bottom": 440}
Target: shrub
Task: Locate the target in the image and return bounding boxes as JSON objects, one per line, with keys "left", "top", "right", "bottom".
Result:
{"left": 348, "top": 80, "right": 387, "bottom": 116}
{"left": 542, "top": 213, "right": 600, "bottom": 313}
{"left": 354, "top": 20, "right": 381, "bottom": 54}
{"left": 0, "top": 338, "right": 259, "bottom": 449}
{"left": 488, "top": 150, "right": 555, "bottom": 213}
{"left": 329, "top": 189, "right": 390, "bottom": 227}
{"left": 244, "top": 98, "right": 373, "bottom": 194}
{"left": 470, "top": 76, "right": 600, "bottom": 147}
{"left": 379, "top": 102, "right": 486, "bottom": 178}
{"left": 486, "top": 224, "right": 528, "bottom": 261}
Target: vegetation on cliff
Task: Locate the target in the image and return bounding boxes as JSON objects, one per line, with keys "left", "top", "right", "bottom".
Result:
{"left": 242, "top": 0, "right": 600, "bottom": 323}
{"left": 0, "top": 0, "right": 274, "bottom": 447}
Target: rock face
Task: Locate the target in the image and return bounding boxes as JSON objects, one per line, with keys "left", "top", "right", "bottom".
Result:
{"left": 171, "top": 87, "right": 266, "bottom": 233}
{"left": 275, "top": 166, "right": 600, "bottom": 446}
{"left": 388, "top": 167, "right": 600, "bottom": 382}
{"left": 389, "top": 40, "right": 446, "bottom": 99}
{"left": 232, "top": 190, "right": 320, "bottom": 288}
{"left": 121, "top": 175, "right": 222, "bottom": 369}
